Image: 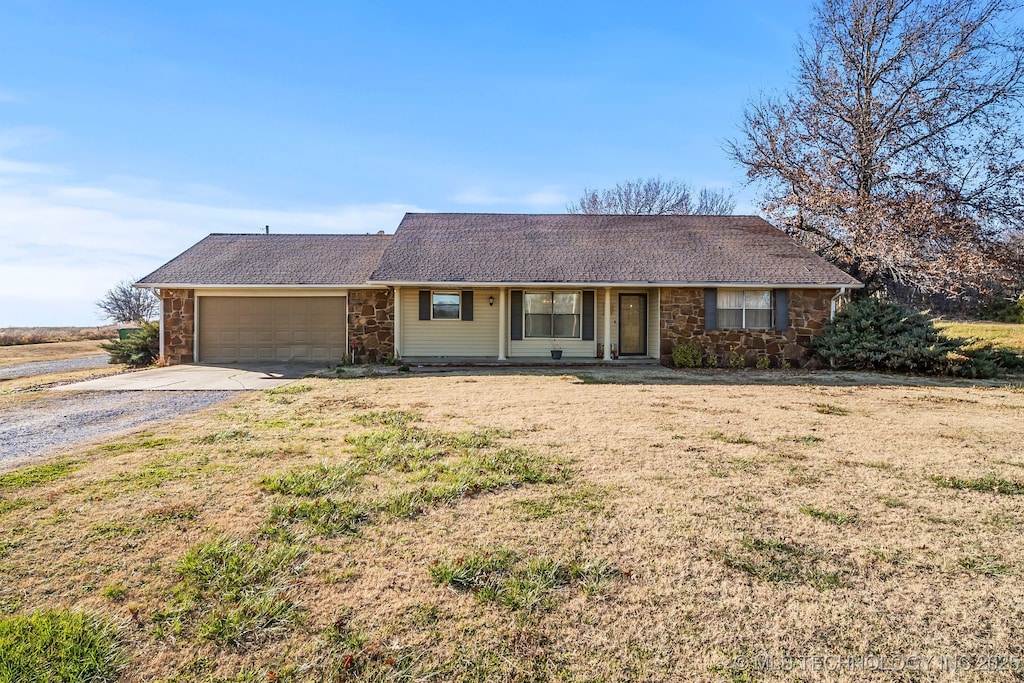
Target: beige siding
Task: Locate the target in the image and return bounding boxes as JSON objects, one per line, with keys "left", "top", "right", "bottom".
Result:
{"left": 647, "top": 288, "right": 660, "bottom": 357}
{"left": 508, "top": 288, "right": 601, "bottom": 359}
{"left": 400, "top": 288, "right": 499, "bottom": 357}
{"left": 197, "top": 296, "right": 346, "bottom": 363}
{"left": 398, "top": 287, "right": 658, "bottom": 359}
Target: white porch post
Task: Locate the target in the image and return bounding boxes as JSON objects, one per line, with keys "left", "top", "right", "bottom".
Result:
{"left": 603, "top": 287, "right": 612, "bottom": 361}
{"left": 497, "top": 287, "right": 507, "bottom": 360}
{"left": 158, "top": 291, "right": 165, "bottom": 363}
{"left": 393, "top": 286, "right": 401, "bottom": 358}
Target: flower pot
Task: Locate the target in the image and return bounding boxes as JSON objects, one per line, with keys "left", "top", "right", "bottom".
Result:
{"left": 550, "top": 350, "right": 563, "bottom": 360}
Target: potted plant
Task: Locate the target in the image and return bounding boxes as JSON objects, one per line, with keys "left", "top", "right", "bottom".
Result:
{"left": 550, "top": 340, "right": 563, "bottom": 360}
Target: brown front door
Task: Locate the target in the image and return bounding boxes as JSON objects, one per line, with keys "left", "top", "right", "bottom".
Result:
{"left": 618, "top": 294, "right": 647, "bottom": 356}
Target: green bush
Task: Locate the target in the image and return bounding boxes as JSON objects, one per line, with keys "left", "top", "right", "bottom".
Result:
{"left": 101, "top": 321, "right": 159, "bottom": 367}
{"left": 671, "top": 340, "right": 703, "bottom": 368}
{"left": 979, "top": 294, "right": 1024, "bottom": 323}
{"left": 812, "top": 297, "right": 999, "bottom": 377}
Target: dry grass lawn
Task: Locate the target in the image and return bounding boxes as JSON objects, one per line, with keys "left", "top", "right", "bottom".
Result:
{"left": 936, "top": 321, "right": 1024, "bottom": 352}
{"left": 0, "top": 326, "right": 119, "bottom": 348}
{"left": 0, "top": 339, "right": 111, "bottom": 367}
{"left": 1, "top": 368, "right": 1023, "bottom": 682}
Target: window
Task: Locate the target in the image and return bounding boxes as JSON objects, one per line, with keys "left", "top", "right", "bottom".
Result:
{"left": 524, "top": 291, "right": 582, "bottom": 338}
{"left": 718, "top": 290, "right": 772, "bottom": 329}
{"left": 431, "top": 292, "right": 460, "bottom": 320}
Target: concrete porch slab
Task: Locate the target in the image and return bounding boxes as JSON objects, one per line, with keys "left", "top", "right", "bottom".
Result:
{"left": 50, "top": 363, "right": 318, "bottom": 391}
{"left": 400, "top": 356, "right": 660, "bottom": 367}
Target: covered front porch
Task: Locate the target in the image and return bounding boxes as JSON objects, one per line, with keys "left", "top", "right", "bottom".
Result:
{"left": 393, "top": 286, "right": 661, "bottom": 361}
{"left": 399, "top": 356, "right": 660, "bottom": 367}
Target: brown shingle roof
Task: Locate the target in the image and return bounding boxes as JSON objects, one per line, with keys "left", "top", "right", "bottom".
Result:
{"left": 137, "top": 233, "right": 391, "bottom": 286}
{"left": 370, "top": 213, "right": 861, "bottom": 286}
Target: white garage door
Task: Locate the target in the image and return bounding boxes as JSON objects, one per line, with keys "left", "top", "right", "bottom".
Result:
{"left": 198, "top": 297, "right": 346, "bottom": 363}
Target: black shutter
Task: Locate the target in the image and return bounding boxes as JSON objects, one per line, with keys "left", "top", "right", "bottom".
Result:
{"left": 704, "top": 288, "right": 718, "bottom": 330}
{"left": 461, "top": 291, "right": 474, "bottom": 321}
{"left": 510, "top": 290, "right": 523, "bottom": 340}
{"left": 419, "top": 290, "right": 431, "bottom": 321}
{"left": 582, "top": 290, "right": 595, "bottom": 341}
{"left": 774, "top": 289, "right": 790, "bottom": 331}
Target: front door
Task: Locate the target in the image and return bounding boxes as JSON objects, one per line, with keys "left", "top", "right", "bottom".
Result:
{"left": 618, "top": 294, "right": 647, "bottom": 356}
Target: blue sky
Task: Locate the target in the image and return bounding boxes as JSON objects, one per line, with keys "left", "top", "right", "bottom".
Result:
{"left": 0, "top": 0, "right": 813, "bottom": 326}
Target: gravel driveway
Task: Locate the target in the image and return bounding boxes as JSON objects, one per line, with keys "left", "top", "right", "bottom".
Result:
{"left": 0, "top": 354, "right": 111, "bottom": 380}
{"left": 0, "top": 391, "right": 238, "bottom": 471}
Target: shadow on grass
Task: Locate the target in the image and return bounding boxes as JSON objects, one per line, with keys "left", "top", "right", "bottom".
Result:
{"left": 336, "top": 364, "right": 1024, "bottom": 389}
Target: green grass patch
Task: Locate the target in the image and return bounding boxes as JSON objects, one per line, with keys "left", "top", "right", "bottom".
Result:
{"left": 345, "top": 426, "right": 457, "bottom": 470}
{"left": 0, "top": 610, "right": 125, "bottom": 682}
{"left": 101, "top": 583, "right": 128, "bottom": 602}
{"left": 269, "top": 447, "right": 566, "bottom": 534}
{"left": 196, "top": 427, "right": 253, "bottom": 444}
{"left": 146, "top": 503, "right": 199, "bottom": 523}
{"left": 263, "top": 383, "right": 314, "bottom": 395}
{"left": 0, "top": 461, "right": 80, "bottom": 490}
{"left": 350, "top": 409, "right": 422, "bottom": 427}
{"left": 268, "top": 498, "right": 371, "bottom": 536}
{"left": 0, "top": 497, "right": 31, "bottom": 516}
{"left": 800, "top": 505, "right": 858, "bottom": 526}
{"left": 270, "top": 422, "right": 564, "bottom": 536}
{"left": 715, "top": 536, "right": 845, "bottom": 590}
{"left": 957, "top": 554, "right": 1013, "bottom": 576}
{"left": 260, "top": 462, "right": 361, "bottom": 497}
{"left": 812, "top": 403, "right": 850, "bottom": 416}
{"left": 932, "top": 474, "right": 1024, "bottom": 495}
{"left": 100, "top": 461, "right": 188, "bottom": 491}
{"left": 153, "top": 535, "right": 305, "bottom": 648}
{"left": 430, "top": 548, "right": 618, "bottom": 613}
{"left": 90, "top": 521, "right": 144, "bottom": 539}
{"left": 705, "top": 430, "right": 757, "bottom": 445}
{"left": 346, "top": 425, "right": 506, "bottom": 472}
{"left": 97, "top": 437, "right": 177, "bottom": 452}
{"left": 877, "top": 494, "right": 905, "bottom": 508}
{"left": 786, "top": 435, "right": 824, "bottom": 444}
{"left": 513, "top": 485, "right": 609, "bottom": 520}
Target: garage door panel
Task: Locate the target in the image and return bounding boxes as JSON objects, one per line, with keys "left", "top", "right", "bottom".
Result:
{"left": 199, "top": 296, "right": 347, "bottom": 363}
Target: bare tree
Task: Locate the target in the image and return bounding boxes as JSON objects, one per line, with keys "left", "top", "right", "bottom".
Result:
{"left": 727, "top": 0, "right": 1024, "bottom": 302}
{"left": 97, "top": 280, "right": 159, "bottom": 324}
{"left": 567, "top": 177, "right": 736, "bottom": 215}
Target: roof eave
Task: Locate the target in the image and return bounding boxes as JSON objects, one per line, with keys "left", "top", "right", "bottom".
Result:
{"left": 134, "top": 282, "right": 388, "bottom": 289}
{"left": 369, "top": 279, "right": 864, "bottom": 289}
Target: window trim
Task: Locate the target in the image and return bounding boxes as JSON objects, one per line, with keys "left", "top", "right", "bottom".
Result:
{"left": 716, "top": 289, "right": 774, "bottom": 330}
{"left": 522, "top": 289, "right": 584, "bottom": 340}
{"left": 430, "top": 291, "right": 461, "bottom": 321}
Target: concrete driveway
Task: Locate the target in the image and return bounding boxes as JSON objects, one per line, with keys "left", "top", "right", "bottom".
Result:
{"left": 50, "top": 363, "right": 317, "bottom": 391}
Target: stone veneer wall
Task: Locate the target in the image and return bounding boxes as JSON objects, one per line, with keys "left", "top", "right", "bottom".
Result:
{"left": 348, "top": 289, "right": 395, "bottom": 364}
{"left": 659, "top": 288, "right": 834, "bottom": 368}
{"left": 159, "top": 288, "right": 195, "bottom": 365}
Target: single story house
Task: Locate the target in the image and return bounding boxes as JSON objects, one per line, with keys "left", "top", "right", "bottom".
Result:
{"left": 136, "top": 213, "right": 862, "bottom": 367}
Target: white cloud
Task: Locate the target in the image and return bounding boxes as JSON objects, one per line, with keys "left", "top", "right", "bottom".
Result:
{"left": 452, "top": 188, "right": 507, "bottom": 205}
{"left": 0, "top": 158, "right": 56, "bottom": 174}
{"left": 452, "top": 185, "right": 567, "bottom": 209}
{"left": 0, "top": 174, "right": 425, "bottom": 326}
{"left": 521, "top": 189, "right": 568, "bottom": 207}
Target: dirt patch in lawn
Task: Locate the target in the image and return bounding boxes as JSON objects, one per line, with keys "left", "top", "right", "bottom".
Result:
{"left": 1, "top": 369, "right": 1023, "bottom": 682}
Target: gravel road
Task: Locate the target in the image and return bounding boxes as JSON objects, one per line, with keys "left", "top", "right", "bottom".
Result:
{"left": 0, "top": 391, "right": 238, "bottom": 471}
{"left": 0, "top": 354, "right": 112, "bottom": 380}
